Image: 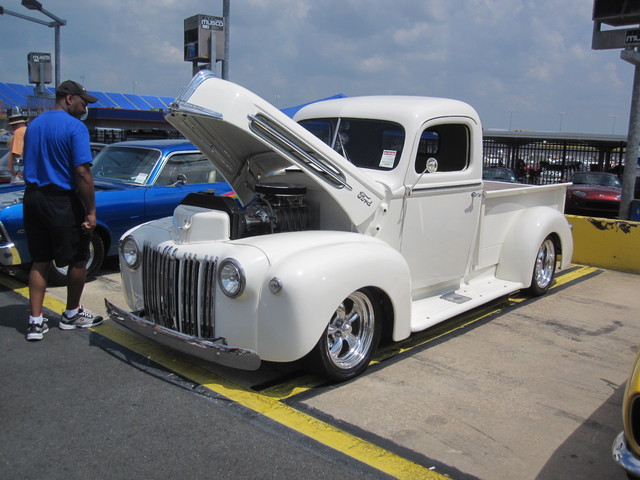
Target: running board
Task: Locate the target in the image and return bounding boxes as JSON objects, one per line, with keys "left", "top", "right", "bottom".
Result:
{"left": 410, "top": 278, "right": 523, "bottom": 333}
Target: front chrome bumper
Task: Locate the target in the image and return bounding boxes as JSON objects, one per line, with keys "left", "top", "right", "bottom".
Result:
{"left": 612, "top": 431, "right": 640, "bottom": 477}
{"left": 105, "top": 299, "right": 261, "bottom": 371}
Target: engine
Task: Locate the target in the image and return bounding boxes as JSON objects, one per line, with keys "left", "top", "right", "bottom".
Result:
{"left": 181, "top": 183, "right": 310, "bottom": 240}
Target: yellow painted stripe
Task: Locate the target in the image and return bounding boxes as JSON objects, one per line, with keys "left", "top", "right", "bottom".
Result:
{"left": 0, "top": 274, "right": 66, "bottom": 313}
{"left": 93, "top": 323, "right": 446, "bottom": 480}
{"left": 0, "top": 273, "right": 446, "bottom": 479}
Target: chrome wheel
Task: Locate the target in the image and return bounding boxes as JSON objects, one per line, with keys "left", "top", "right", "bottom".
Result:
{"left": 306, "top": 288, "right": 382, "bottom": 382}
{"left": 528, "top": 236, "right": 556, "bottom": 296}
{"left": 326, "top": 291, "right": 376, "bottom": 369}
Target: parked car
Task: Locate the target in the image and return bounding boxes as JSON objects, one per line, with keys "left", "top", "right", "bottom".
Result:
{"left": 0, "top": 142, "right": 105, "bottom": 191}
{"left": 0, "top": 152, "right": 12, "bottom": 184}
{"left": 482, "top": 166, "right": 518, "bottom": 183}
{"left": 0, "top": 139, "right": 232, "bottom": 284}
{"left": 612, "top": 348, "right": 640, "bottom": 478}
{"left": 564, "top": 171, "right": 622, "bottom": 218}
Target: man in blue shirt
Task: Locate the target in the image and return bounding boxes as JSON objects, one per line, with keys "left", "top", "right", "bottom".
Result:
{"left": 23, "top": 80, "right": 104, "bottom": 341}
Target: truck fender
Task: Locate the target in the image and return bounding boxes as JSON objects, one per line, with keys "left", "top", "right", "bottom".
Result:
{"left": 496, "top": 206, "right": 573, "bottom": 287}
{"left": 255, "top": 239, "right": 412, "bottom": 363}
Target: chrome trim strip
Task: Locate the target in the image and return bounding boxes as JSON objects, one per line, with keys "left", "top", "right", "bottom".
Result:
{"left": 248, "top": 113, "right": 352, "bottom": 191}
{"left": 410, "top": 182, "right": 483, "bottom": 194}
{"left": 166, "top": 71, "right": 223, "bottom": 120}
{"left": 167, "top": 99, "right": 224, "bottom": 121}
{"left": 105, "top": 299, "right": 261, "bottom": 371}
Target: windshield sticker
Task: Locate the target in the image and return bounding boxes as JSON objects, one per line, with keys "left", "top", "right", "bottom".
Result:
{"left": 379, "top": 150, "right": 397, "bottom": 168}
{"left": 134, "top": 173, "right": 149, "bottom": 184}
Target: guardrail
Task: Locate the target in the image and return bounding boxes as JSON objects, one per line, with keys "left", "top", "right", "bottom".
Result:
{"left": 565, "top": 215, "right": 640, "bottom": 274}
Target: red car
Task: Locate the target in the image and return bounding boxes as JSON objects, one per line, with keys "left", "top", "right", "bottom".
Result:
{"left": 565, "top": 171, "right": 621, "bottom": 218}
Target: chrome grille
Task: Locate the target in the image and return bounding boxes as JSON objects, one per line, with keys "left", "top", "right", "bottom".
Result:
{"left": 142, "top": 244, "right": 217, "bottom": 338}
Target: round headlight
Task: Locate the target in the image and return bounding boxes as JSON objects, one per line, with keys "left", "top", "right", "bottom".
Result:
{"left": 218, "top": 258, "right": 245, "bottom": 298}
{"left": 120, "top": 236, "right": 141, "bottom": 269}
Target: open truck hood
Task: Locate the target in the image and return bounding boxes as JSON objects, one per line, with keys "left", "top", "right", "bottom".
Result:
{"left": 165, "top": 71, "right": 385, "bottom": 227}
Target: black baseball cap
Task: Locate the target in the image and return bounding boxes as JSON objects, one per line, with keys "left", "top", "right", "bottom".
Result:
{"left": 56, "top": 80, "right": 98, "bottom": 104}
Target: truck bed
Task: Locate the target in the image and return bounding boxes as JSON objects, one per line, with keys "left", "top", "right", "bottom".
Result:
{"left": 475, "top": 181, "right": 570, "bottom": 272}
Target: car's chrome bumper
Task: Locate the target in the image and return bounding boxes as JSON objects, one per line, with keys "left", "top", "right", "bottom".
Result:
{"left": 0, "top": 242, "right": 21, "bottom": 266}
{"left": 104, "top": 299, "right": 261, "bottom": 371}
{"left": 613, "top": 431, "right": 640, "bottom": 476}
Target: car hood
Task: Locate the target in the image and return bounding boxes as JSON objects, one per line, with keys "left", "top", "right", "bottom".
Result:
{"left": 165, "top": 71, "right": 386, "bottom": 228}
{"left": 0, "top": 180, "right": 131, "bottom": 211}
{"left": 568, "top": 184, "right": 621, "bottom": 195}
{"left": 0, "top": 188, "right": 25, "bottom": 209}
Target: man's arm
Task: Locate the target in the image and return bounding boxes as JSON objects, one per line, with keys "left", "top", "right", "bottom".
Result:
{"left": 74, "top": 163, "right": 97, "bottom": 231}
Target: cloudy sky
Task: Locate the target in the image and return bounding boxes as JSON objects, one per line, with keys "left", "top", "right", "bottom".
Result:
{"left": 0, "top": 0, "right": 632, "bottom": 134}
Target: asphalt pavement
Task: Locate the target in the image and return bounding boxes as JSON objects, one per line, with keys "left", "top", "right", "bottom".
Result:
{"left": 1, "top": 262, "right": 638, "bottom": 480}
{"left": 0, "top": 281, "right": 388, "bottom": 480}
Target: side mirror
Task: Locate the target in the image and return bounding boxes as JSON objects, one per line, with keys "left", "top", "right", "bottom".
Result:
{"left": 170, "top": 174, "right": 187, "bottom": 186}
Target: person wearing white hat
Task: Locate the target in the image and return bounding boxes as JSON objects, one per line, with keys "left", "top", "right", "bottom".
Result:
{"left": 7, "top": 109, "right": 27, "bottom": 184}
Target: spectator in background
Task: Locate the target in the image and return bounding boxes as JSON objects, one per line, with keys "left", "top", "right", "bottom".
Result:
{"left": 7, "top": 109, "right": 27, "bottom": 184}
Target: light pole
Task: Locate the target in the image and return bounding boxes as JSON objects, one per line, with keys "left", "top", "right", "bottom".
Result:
{"left": 22, "top": 0, "right": 65, "bottom": 88}
{"left": 558, "top": 112, "right": 565, "bottom": 133}
{"left": 0, "top": 1, "right": 66, "bottom": 88}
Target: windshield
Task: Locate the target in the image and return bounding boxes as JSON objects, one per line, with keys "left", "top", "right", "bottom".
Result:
{"left": 92, "top": 146, "right": 161, "bottom": 185}
{"left": 483, "top": 167, "right": 516, "bottom": 182}
{"left": 571, "top": 172, "right": 621, "bottom": 188}
{"left": 298, "top": 118, "right": 405, "bottom": 171}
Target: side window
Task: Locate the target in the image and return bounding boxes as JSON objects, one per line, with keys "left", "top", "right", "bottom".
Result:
{"left": 415, "top": 124, "right": 469, "bottom": 174}
{"left": 155, "top": 153, "right": 219, "bottom": 185}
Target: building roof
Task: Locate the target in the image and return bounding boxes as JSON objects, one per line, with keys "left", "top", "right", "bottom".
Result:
{"left": 0, "top": 82, "right": 174, "bottom": 111}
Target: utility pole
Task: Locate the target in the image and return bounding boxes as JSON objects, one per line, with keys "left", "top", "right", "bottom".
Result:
{"left": 592, "top": 1, "right": 640, "bottom": 219}
{"left": 222, "top": 0, "right": 230, "bottom": 80}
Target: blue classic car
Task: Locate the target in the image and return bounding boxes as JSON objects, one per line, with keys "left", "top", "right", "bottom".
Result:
{"left": 0, "top": 139, "right": 232, "bottom": 284}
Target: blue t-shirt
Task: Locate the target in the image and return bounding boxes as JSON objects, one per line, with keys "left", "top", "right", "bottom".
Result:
{"left": 23, "top": 110, "right": 93, "bottom": 190}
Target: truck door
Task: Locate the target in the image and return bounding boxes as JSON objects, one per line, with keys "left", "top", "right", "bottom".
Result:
{"left": 400, "top": 120, "right": 483, "bottom": 292}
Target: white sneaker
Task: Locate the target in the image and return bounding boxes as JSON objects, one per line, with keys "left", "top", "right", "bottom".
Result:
{"left": 59, "top": 308, "right": 104, "bottom": 330}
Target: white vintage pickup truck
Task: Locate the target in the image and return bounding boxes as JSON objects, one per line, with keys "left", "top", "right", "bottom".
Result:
{"left": 106, "top": 71, "right": 573, "bottom": 381}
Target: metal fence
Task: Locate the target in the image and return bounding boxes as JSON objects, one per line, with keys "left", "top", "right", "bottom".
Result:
{"left": 483, "top": 130, "right": 627, "bottom": 185}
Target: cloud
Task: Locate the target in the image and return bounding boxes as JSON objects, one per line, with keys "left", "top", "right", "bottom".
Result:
{"left": 0, "top": 0, "right": 632, "bottom": 133}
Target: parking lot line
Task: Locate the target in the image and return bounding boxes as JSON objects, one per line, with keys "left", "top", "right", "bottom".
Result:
{"left": 92, "top": 322, "right": 448, "bottom": 480}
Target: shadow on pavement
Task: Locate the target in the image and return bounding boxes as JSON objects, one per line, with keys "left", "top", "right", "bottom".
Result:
{"left": 536, "top": 382, "right": 627, "bottom": 479}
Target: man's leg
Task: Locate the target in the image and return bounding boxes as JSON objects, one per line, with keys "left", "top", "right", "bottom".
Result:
{"left": 65, "top": 259, "right": 87, "bottom": 311}
{"left": 59, "top": 258, "right": 103, "bottom": 329}
{"left": 29, "top": 261, "right": 50, "bottom": 317}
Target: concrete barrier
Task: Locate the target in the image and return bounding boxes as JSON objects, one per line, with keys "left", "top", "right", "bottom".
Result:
{"left": 565, "top": 215, "right": 640, "bottom": 274}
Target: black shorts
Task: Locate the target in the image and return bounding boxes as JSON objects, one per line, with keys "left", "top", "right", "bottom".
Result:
{"left": 23, "top": 187, "right": 90, "bottom": 267}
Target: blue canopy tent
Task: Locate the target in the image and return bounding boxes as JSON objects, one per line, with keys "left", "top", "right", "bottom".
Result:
{"left": 280, "top": 93, "right": 347, "bottom": 118}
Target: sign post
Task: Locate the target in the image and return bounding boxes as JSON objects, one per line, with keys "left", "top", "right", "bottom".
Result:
{"left": 184, "top": 14, "right": 226, "bottom": 78}
{"left": 27, "top": 51, "right": 52, "bottom": 96}
{"left": 592, "top": 0, "right": 640, "bottom": 219}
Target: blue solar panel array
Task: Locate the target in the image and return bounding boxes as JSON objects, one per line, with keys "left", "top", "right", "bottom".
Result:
{"left": 0, "top": 82, "right": 175, "bottom": 111}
